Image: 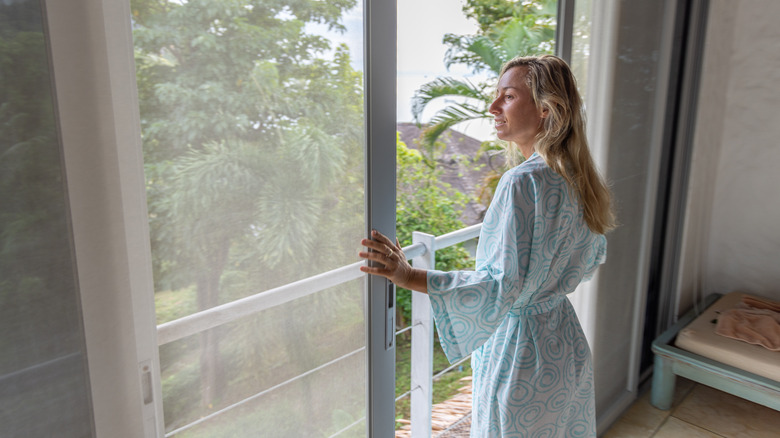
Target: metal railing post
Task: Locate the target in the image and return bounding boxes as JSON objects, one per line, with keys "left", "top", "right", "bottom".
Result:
{"left": 410, "top": 231, "right": 436, "bottom": 438}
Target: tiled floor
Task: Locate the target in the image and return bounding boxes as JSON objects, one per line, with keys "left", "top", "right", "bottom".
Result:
{"left": 603, "top": 378, "right": 780, "bottom": 438}
{"left": 414, "top": 376, "right": 779, "bottom": 437}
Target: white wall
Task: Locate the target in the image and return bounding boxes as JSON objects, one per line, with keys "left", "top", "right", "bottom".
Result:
{"left": 678, "top": 0, "right": 780, "bottom": 314}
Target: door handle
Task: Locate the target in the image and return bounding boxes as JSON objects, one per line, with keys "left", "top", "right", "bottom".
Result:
{"left": 386, "top": 280, "right": 395, "bottom": 350}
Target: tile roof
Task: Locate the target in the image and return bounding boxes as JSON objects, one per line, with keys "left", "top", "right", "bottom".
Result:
{"left": 397, "top": 123, "right": 505, "bottom": 225}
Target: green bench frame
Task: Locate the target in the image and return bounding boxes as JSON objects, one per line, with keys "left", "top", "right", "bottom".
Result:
{"left": 651, "top": 293, "right": 780, "bottom": 411}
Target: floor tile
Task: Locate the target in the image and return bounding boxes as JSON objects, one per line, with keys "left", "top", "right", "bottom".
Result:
{"left": 672, "top": 384, "right": 780, "bottom": 438}
{"left": 653, "top": 417, "right": 722, "bottom": 438}
{"left": 669, "top": 377, "right": 696, "bottom": 407}
{"left": 602, "top": 395, "right": 669, "bottom": 438}
{"left": 602, "top": 378, "right": 697, "bottom": 438}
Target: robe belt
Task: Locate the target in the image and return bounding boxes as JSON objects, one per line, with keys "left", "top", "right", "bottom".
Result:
{"left": 508, "top": 295, "right": 566, "bottom": 316}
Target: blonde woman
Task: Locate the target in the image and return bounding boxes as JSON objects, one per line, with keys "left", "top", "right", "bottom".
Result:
{"left": 361, "top": 55, "right": 614, "bottom": 437}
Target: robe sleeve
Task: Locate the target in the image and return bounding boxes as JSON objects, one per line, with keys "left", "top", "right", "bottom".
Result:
{"left": 427, "top": 170, "right": 541, "bottom": 363}
{"left": 582, "top": 234, "right": 607, "bottom": 282}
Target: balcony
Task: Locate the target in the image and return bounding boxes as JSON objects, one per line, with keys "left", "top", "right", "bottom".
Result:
{"left": 157, "top": 222, "right": 780, "bottom": 437}
{"left": 156, "top": 224, "right": 481, "bottom": 437}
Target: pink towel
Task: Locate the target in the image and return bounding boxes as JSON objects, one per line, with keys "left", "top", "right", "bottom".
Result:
{"left": 715, "top": 296, "right": 780, "bottom": 352}
{"left": 741, "top": 295, "right": 780, "bottom": 312}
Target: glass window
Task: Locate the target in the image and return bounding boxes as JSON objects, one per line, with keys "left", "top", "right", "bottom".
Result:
{"left": 0, "top": 1, "right": 93, "bottom": 436}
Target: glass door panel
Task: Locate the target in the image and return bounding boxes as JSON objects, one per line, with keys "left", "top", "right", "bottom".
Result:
{"left": 0, "top": 1, "right": 93, "bottom": 435}
{"left": 130, "top": 1, "right": 367, "bottom": 435}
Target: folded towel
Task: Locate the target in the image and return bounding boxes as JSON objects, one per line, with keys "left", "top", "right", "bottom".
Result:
{"left": 741, "top": 295, "right": 780, "bottom": 313}
{"left": 715, "top": 295, "right": 780, "bottom": 351}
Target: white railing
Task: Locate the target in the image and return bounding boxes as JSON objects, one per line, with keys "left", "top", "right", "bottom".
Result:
{"left": 157, "top": 223, "right": 482, "bottom": 438}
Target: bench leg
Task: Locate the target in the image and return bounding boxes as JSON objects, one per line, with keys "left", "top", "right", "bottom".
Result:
{"left": 651, "top": 355, "right": 676, "bottom": 410}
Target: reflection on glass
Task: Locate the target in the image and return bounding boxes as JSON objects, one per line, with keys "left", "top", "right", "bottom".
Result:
{"left": 571, "top": 0, "right": 592, "bottom": 102}
{"left": 131, "top": 0, "right": 366, "bottom": 435}
{"left": 0, "top": 1, "right": 93, "bottom": 436}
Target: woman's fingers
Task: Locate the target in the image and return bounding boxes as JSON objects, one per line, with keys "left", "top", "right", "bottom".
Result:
{"left": 359, "top": 264, "right": 391, "bottom": 276}
{"left": 360, "top": 230, "right": 410, "bottom": 277}
{"left": 362, "top": 231, "right": 400, "bottom": 257}
{"left": 359, "top": 230, "right": 421, "bottom": 291}
{"left": 358, "top": 250, "right": 394, "bottom": 280}
{"left": 361, "top": 233, "right": 390, "bottom": 249}
{"left": 359, "top": 232, "right": 417, "bottom": 289}
{"left": 359, "top": 250, "right": 391, "bottom": 265}
{"left": 360, "top": 239, "right": 390, "bottom": 257}
{"left": 370, "top": 229, "right": 395, "bottom": 247}
{"left": 369, "top": 230, "right": 405, "bottom": 258}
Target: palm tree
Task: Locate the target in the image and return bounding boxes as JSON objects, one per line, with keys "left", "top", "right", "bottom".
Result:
{"left": 411, "top": 2, "right": 556, "bottom": 151}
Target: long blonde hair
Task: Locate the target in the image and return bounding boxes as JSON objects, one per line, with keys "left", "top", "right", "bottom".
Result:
{"left": 500, "top": 55, "right": 616, "bottom": 234}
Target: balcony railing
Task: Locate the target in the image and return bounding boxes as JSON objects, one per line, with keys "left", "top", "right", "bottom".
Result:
{"left": 157, "top": 223, "right": 482, "bottom": 437}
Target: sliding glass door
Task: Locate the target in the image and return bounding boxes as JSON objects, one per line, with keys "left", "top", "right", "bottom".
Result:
{"left": 131, "top": 0, "right": 396, "bottom": 435}
{"left": 37, "top": 0, "right": 396, "bottom": 436}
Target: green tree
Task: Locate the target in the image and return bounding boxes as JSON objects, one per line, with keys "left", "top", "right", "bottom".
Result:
{"left": 131, "top": 0, "right": 362, "bottom": 417}
{"left": 411, "top": 0, "right": 556, "bottom": 149}
{"left": 394, "top": 134, "right": 473, "bottom": 328}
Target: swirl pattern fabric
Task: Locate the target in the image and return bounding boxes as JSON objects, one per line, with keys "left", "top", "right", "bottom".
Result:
{"left": 428, "top": 153, "right": 605, "bottom": 438}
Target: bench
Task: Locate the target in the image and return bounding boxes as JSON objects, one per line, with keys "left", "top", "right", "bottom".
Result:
{"left": 650, "top": 292, "right": 780, "bottom": 411}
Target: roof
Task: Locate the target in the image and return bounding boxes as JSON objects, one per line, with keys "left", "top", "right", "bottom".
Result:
{"left": 397, "top": 123, "right": 506, "bottom": 225}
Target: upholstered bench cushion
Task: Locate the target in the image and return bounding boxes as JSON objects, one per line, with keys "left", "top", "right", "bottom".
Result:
{"left": 675, "top": 292, "right": 780, "bottom": 382}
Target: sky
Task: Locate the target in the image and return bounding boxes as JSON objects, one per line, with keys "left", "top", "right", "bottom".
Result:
{"left": 307, "top": 0, "right": 494, "bottom": 141}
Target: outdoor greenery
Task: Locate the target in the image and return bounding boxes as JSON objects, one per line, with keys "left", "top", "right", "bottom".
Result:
{"left": 1, "top": 0, "right": 558, "bottom": 434}
{"left": 394, "top": 336, "right": 472, "bottom": 427}
{"left": 132, "top": 0, "right": 368, "bottom": 435}
{"left": 412, "top": 0, "right": 556, "bottom": 150}
{"left": 395, "top": 135, "right": 475, "bottom": 328}
{"left": 134, "top": 0, "right": 557, "bottom": 435}
{"left": 411, "top": 0, "right": 557, "bottom": 208}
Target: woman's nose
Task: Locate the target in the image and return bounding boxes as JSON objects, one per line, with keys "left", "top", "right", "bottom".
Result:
{"left": 489, "top": 98, "right": 500, "bottom": 115}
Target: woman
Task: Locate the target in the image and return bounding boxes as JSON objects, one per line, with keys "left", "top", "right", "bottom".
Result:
{"left": 360, "top": 55, "right": 615, "bottom": 437}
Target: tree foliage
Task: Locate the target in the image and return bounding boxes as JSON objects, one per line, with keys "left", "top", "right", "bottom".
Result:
{"left": 131, "top": 0, "right": 365, "bottom": 426}
{"left": 132, "top": 0, "right": 362, "bottom": 290}
{"left": 460, "top": 0, "right": 557, "bottom": 35}
{"left": 394, "top": 135, "right": 474, "bottom": 326}
{"left": 412, "top": 0, "right": 556, "bottom": 149}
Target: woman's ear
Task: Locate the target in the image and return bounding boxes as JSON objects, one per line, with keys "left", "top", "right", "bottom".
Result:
{"left": 540, "top": 106, "right": 550, "bottom": 119}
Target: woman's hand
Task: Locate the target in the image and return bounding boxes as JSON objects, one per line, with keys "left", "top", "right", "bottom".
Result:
{"left": 359, "top": 230, "right": 428, "bottom": 293}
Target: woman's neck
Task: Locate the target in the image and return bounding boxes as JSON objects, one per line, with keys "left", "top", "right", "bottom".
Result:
{"left": 519, "top": 144, "right": 535, "bottom": 159}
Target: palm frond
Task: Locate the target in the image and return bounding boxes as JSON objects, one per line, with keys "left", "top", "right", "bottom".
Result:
{"left": 422, "top": 101, "right": 490, "bottom": 146}
{"left": 464, "top": 35, "right": 508, "bottom": 73}
{"left": 284, "top": 124, "right": 346, "bottom": 187}
{"left": 411, "top": 77, "right": 488, "bottom": 123}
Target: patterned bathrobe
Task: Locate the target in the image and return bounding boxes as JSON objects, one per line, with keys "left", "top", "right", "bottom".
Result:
{"left": 428, "top": 153, "right": 606, "bottom": 438}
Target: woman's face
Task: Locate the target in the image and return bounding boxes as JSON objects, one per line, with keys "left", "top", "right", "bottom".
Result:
{"left": 489, "top": 66, "right": 546, "bottom": 152}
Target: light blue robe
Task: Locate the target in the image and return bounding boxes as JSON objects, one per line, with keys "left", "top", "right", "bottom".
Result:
{"left": 428, "top": 152, "right": 606, "bottom": 438}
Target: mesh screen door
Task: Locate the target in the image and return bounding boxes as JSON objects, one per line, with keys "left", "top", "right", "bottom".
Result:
{"left": 130, "top": 1, "right": 376, "bottom": 436}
